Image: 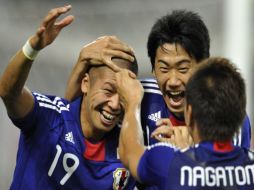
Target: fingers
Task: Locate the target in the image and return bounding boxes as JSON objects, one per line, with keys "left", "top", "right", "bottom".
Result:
{"left": 97, "top": 36, "right": 134, "bottom": 54}
{"left": 98, "top": 36, "right": 135, "bottom": 62}
{"left": 151, "top": 125, "right": 174, "bottom": 139}
{"left": 128, "top": 71, "right": 136, "bottom": 79}
{"left": 115, "top": 69, "right": 143, "bottom": 107}
{"left": 41, "top": 5, "right": 73, "bottom": 28}
{"left": 103, "top": 48, "right": 134, "bottom": 63}
{"left": 80, "top": 35, "right": 135, "bottom": 73}
{"left": 151, "top": 125, "right": 192, "bottom": 149}
{"left": 173, "top": 127, "right": 192, "bottom": 149}
{"left": 156, "top": 118, "right": 173, "bottom": 127}
{"left": 36, "top": 26, "right": 46, "bottom": 38}
{"left": 55, "top": 15, "right": 74, "bottom": 27}
{"left": 107, "top": 42, "right": 135, "bottom": 57}
{"left": 105, "top": 61, "right": 122, "bottom": 73}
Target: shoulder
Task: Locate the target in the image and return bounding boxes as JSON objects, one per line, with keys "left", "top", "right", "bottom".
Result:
{"left": 33, "top": 92, "right": 70, "bottom": 114}
{"left": 141, "top": 142, "right": 179, "bottom": 167}
{"left": 140, "top": 78, "right": 162, "bottom": 95}
{"left": 137, "top": 143, "right": 179, "bottom": 184}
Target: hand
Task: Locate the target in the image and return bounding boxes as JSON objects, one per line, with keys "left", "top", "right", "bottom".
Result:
{"left": 151, "top": 119, "right": 193, "bottom": 149}
{"left": 77, "top": 36, "right": 135, "bottom": 72}
{"left": 151, "top": 118, "right": 173, "bottom": 142}
{"left": 115, "top": 69, "right": 143, "bottom": 109}
{"left": 29, "top": 5, "right": 74, "bottom": 50}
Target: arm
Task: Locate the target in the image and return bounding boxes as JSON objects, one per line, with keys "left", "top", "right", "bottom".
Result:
{"left": 0, "top": 5, "right": 74, "bottom": 120}
{"left": 65, "top": 36, "right": 135, "bottom": 101}
{"left": 116, "top": 69, "right": 145, "bottom": 181}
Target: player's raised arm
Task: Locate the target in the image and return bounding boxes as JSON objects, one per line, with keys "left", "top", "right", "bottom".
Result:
{"left": 65, "top": 36, "right": 135, "bottom": 101}
{"left": 115, "top": 69, "right": 145, "bottom": 181}
{"left": 0, "top": 5, "right": 74, "bottom": 119}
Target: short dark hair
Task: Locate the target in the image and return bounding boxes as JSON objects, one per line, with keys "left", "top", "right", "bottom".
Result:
{"left": 112, "top": 56, "right": 139, "bottom": 75}
{"left": 186, "top": 57, "right": 246, "bottom": 141}
{"left": 147, "top": 10, "right": 210, "bottom": 70}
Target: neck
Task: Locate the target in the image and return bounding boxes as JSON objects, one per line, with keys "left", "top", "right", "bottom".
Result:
{"left": 191, "top": 124, "right": 202, "bottom": 144}
{"left": 80, "top": 99, "right": 105, "bottom": 143}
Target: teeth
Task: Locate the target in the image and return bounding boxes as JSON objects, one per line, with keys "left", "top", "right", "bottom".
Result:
{"left": 102, "top": 111, "right": 114, "bottom": 121}
{"left": 170, "top": 91, "right": 182, "bottom": 96}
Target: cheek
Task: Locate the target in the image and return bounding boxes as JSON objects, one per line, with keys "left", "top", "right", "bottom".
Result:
{"left": 89, "top": 92, "right": 108, "bottom": 109}
{"left": 182, "top": 73, "right": 193, "bottom": 85}
{"left": 155, "top": 73, "right": 168, "bottom": 89}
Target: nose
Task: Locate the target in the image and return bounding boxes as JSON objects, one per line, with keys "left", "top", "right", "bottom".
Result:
{"left": 166, "top": 71, "right": 181, "bottom": 88}
{"left": 108, "top": 93, "right": 121, "bottom": 111}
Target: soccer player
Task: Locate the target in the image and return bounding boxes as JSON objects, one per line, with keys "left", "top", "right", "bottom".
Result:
{"left": 141, "top": 10, "right": 251, "bottom": 148}
{"left": 0, "top": 5, "right": 137, "bottom": 189}
{"left": 64, "top": 10, "right": 251, "bottom": 149}
{"left": 116, "top": 57, "right": 254, "bottom": 189}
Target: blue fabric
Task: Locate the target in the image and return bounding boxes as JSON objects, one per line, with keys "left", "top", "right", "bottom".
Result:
{"left": 10, "top": 93, "right": 135, "bottom": 190}
{"left": 138, "top": 141, "right": 254, "bottom": 189}
{"left": 140, "top": 78, "right": 251, "bottom": 148}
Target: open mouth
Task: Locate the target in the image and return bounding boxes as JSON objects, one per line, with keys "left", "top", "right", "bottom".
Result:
{"left": 100, "top": 109, "right": 119, "bottom": 126}
{"left": 167, "top": 91, "right": 185, "bottom": 107}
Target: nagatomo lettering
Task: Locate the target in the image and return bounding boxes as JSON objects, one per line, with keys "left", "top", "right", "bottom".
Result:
{"left": 181, "top": 165, "right": 254, "bottom": 187}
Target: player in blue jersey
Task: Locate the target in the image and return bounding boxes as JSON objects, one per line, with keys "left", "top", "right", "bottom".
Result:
{"left": 64, "top": 10, "right": 251, "bottom": 150}
{"left": 116, "top": 57, "right": 254, "bottom": 189}
{"left": 0, "top": 5, "right": 138, "bottom": 190}
{"left": 141, "top": 10, "right": 251, "bottom": 148}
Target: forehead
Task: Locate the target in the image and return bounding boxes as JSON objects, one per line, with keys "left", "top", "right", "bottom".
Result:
{"left": 90, "top": 66, "right": 116, "bottom": 82}
{"left": 90, "top": 58, "right": 133, "bottom": 82}
{"left": 156, "top": 43, "right": 193, "bottom": 62}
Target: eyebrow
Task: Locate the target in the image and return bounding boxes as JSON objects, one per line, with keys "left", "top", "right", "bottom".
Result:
{"left": 158, "top": 59, "right": 191, "bottom": 66}
{"left": 104, "top": 81, "right": 117, "bottom": 89}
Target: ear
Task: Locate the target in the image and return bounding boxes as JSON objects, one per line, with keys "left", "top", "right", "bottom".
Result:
{"left": 184, "top": 104, "right": 193, "bottom": 127}
{"left": 81, "top": 73, "right": 90, "bottom": 94}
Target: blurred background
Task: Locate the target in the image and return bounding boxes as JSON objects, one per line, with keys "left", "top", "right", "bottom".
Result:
{"left": 0, "top": 0, "right": 253, "bottom": 188}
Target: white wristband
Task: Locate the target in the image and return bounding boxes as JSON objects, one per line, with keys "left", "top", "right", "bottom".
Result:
{"left": 22, "top": 39, "right": 39, "bottom": 61}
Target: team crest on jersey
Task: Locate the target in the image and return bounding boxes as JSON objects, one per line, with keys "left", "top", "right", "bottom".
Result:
{"left": 113, "top": 168, "right": 130, "bottom": 190}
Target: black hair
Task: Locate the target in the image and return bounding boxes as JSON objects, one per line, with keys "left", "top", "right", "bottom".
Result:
{"left": 186, "top": 57, "right": 246, "bottom": 141}
{"left": 147, "top": 10, "right": 210, "bottom": 70}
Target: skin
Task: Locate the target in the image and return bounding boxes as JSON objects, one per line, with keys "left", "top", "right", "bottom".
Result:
{"left": 65, "top": 36, "right": 134, "bottom": 100}
{"left": 64, "top": 40, "right": 197, "bottom": 145}
{"left": 153, "top": 43, "right": 197, "bottom": 118}
{"left": 0, "top": 5, "right": 74, "bottom": 120}
{"left": 116, "top": 69, "right": 194, "bottom": 180}
{"left": 0, "top": 5, "right": 134, "bottom": 144}
{"left": 80, "top": 59, "right": 134, "bottom": 142}
{"left": 150, "top": 43, "right": 197, "bottom": 142}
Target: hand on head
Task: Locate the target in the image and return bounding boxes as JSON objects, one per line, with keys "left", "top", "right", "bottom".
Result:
{"left": 115, "top": 69, "right": 143, "bottom": 110}
{"left": 78, "top": 36, "right": 135, "bottom": 72}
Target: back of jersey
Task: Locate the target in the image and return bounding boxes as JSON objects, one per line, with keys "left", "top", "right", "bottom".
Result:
{"left": 167, "top": 144, "right": 254, "bottom": 190}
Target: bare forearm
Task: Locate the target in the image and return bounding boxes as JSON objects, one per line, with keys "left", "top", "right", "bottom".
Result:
{"left": 65, "top": 59, "right": 89, "bottom": 101}
{"left": 119, "top": 103, "right": 145, "bottom": 180}
{"left": 0, "top": 50, "right": 33, "bottom": 100}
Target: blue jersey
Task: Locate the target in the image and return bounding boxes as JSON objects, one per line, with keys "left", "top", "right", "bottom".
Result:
{"left": 140, "top": 78, "right": 251, "bottom": 148}
{"left": 10, "top": 93, "right": 135, "bottom": 190}
{"left": 138, "top": 141, "right": 254, "bottom": 189}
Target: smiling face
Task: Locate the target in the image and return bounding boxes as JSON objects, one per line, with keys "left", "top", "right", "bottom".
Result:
{"left": 80, "top": 59, "right": 133, "bottom": 141}
{"left": 154, "top": 43, "right": 197, "bottom": 117}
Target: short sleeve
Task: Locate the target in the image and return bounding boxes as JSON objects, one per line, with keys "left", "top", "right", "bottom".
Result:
{"left": 10, "top": 92, "right": 69, "bottom": 136}
{"left": 137, "top": 143, "right": 176, "bottom": 186}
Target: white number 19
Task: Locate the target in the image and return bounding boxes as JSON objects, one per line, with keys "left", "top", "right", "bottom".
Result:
{"left": 48, "top": 144, "right": 79, "bottom": 185}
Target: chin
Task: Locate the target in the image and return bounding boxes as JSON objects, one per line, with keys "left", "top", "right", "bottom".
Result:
{"left": 169, "top": 107, "right": 184, "bottom": 117}
{"left": 97, "top": 124, "right": 115, "bottom": 133}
